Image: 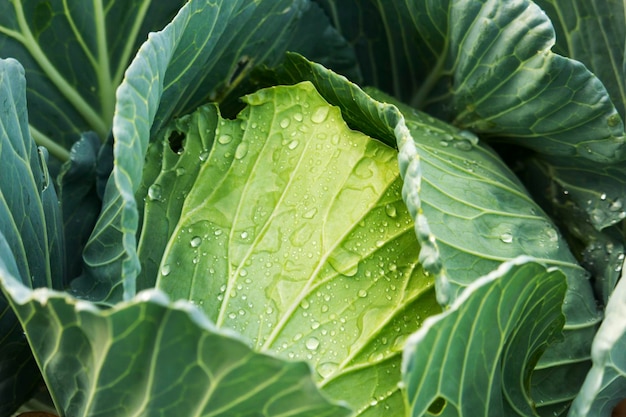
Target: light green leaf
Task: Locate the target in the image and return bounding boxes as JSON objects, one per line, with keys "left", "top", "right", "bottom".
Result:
{"left": 0, "top": 259, "right": 351, "bottom": 417}
{"left": 533, "top": 0, "right": 626, "bottom": 121}
{"left": 569, "top": 266, "right": 626, "bottom": 417}
{"left": 0, "top": 0, "right": 183, "bottom": 158}
{"left": 73, "top": 0, "right": 357, "bottom": 303}
{"left": 314, "top": 0, "right": 625, "bottom": 163}
{"left": 402, "top": 258, "right": 567, "bottom": 417}
{"left": 0, "top": 57, "right": 64, "bottom": 415}
{"left": 145, "top": 81, "right": 439, "bottom": 416}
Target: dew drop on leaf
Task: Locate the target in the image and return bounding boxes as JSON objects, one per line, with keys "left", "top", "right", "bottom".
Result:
{"left": 294, "top": 112, "right": 303, "bottom": 122}
{"left": 235, "top": 142, "right": 248, "bottom": 159}
{"left": 454, "top": 140, "right": 473, "bottom": 151}
{"left": 607, "top": 113, "right": 621, "bottom": 127}
{"left": 218, "top": 134, "right": 233, "bottom": 144}
{"left": 175, "top": 167, "right": 186, "bottom": 176}
{"left": 279, "top": 118, "right": 290, "bottom": 128}
{"left": 318, "top": 362, "right": 339, "bottom": 378}
{"left": 147, "top": 184, "right": 163, "bottom": 201}
{"left": 199, "top": 150, "right": 209, "bottom": 161}
{"left": 305, "top": 337, "right": 320, "bottom": 351}
{"left": 385, "top": 204, "right": 398, "bottom": 218}
{"left": 609, "top": 199, "right": 623, "bottom": 211}
{"left": 288, "top": 140, "right": 299, "bottom": 150}
{"left": 190, "top": 236, "right": 202, "bottom": 248}
{"left": 161, "top": 264, "right": 171, "bottom": 276}
{"left": 500, "top": 232, "right": 513, "bottom": 243}
{"left": 328, "top": 247, "right": 360, "bottom": 277}
{"left": 302, "top": 208, "right": 318, "bottom": 219}
{"left": 358, "top": 289, "right": 368, "bottom": 298}
{"left": 311, "top": 106, "right": 329, "bottom": 124}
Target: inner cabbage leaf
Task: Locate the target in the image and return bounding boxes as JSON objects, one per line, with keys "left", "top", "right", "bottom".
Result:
{"left": 138, "top": 81, "right": 440, "bottom": 416}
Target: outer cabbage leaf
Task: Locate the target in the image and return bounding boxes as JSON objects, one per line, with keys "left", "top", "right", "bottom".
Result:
{"left": 0, "top": 258, "right": 351, "bottom": 417}
{"left": 0, "top": 58, "right": 64, "bottom": 416}
{"left": 569, "top": 265, "right": 626, "bottom": 417}
{"left": 533, "top": 0, "right": 625, "bottom": 121}
{"left": 392, "top": 89, "right": 600, "bottom": 414}
{"left": 313, "top": 0, "right": 625, "bottom": 163}
{"left": 402, "top": 258, "right": 567, "bottom": 417}
{"left": 147, "top": 81, "right": 440, "bottom": 416}
{"left": 73, "top": 0, "right": 358, "bottom": 303}
{"left": 520, "top": 155, "right": 626, "bottom": 304}
{"left": 56, "top": 132, "right": 103, "bottom": 282}
{"left": 0, "top": 0, "right": 183, "bottom": 158}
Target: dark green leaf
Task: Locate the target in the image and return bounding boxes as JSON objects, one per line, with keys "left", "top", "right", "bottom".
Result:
{"left": 402, "top": 258, "right": 567, "bottom": 417}
{"left": 569, "top": 267, "right": 626, "bottom": 417}
{"left": 519, "top": 155, "right": 626, "bottom": 304}
{"left": 0, "top": 0, "right": 184, "bottom": 158}
{"left": 533, "top": 0, "right": 626, "bottom": 120}
{"left": 314, "top": 0, "right": 625, "bottom": 163}
{"left": 0, "top": 57, "right": 64, "bottom": 417}
{"left": 57, "top": 132, "right": 102, "bottom": 283}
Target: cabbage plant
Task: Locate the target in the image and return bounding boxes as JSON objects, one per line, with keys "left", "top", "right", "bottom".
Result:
{"left": 0, "top": 1, "right": 624, "bottom": 416}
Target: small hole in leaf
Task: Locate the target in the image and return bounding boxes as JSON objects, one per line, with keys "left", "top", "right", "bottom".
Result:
{"left": 168, "top": 130, "right": 186, "bottom": 154}
{"left": 427, "top": 397, "right": 446, "bottom": 415}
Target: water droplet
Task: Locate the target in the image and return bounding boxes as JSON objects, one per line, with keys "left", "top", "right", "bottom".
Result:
{"left": 500, "top": 232, "right": 513, "bottom": 243}
{"left": 199, "top": 150, "right": 210, "bottom": 161}
{"left": 305, "top": 337, "right": 320, "bottom": 351}
{"left": 317, "top": 362, "right": 338, "bottom": 378}
{"left": 293, "top": 112, "right": 303, "bottom": 122}
{"left": 311, "top": 321, "right": 320, "bottom": 330}
{"left": 385, "top": 204, "right": 397, "bottom": 218}
{"left": 218, "top": 134, "right": 233, "bottom": 144}
{"left": 190, "top": 236, "right": 202, "bottom": 248}
{"left": 454, "top": 140, "right": 473, "bottom": 151}
{"left": 280, "top": 118, "right": 290, "bottom": 128}
{"left": 161, "top": 264, "right": 171, "bottom": 276}
{"left": 311, "top": 106, "right": 329, "bottom": 123}
{"left": 300, "top": 299, "right": 310, "bottom": 309}
{"left": 175, "top": 167, "right": 186, "bottom": 176}
{"left": 439, "top": 140, "right": 449, "bottom": 147}
{"left": 37, "top": 147, "right": 49, "bottom": 191}
{"left": 303, "top": 208, "right": 318, "bottom": 219}
{"left": 228, "top": 312, "right": 237, "bottom": 319}
{"left": 235, "top": 142, "right": 248, "bottom": 159}
{"left": 328, "top": 247, "right": 360, "bottom": 277}
{"left": 607, "top": 114, "right": 621, "bottom": 127}
{"left": 609, "top": 200, "right": 623, "bottom": 211}
{"left": 147, "top": 184, "right": 163, "bottom": 201}
{"left": 288, "top": 140, "right": 299, "bottom": 150}
{"left": 458, "top": 129, "right": 479, "bottom": 145}
{"left": 240, "top": 231, "right": 249, "bottom": 239}
{"left": 239, "top": 269, "right": 248, "bottom": 277}
{"left": 293, "top": 333, "right": 303, "bottom": 342}
{"left": 214, "top": 229, "right": 223, "bottom": 236}
{"left": 601, "top": 193, "right": 607, "bottom": 200}
{"left": 358, "top": 289, "right": 368, "bottom": 298}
